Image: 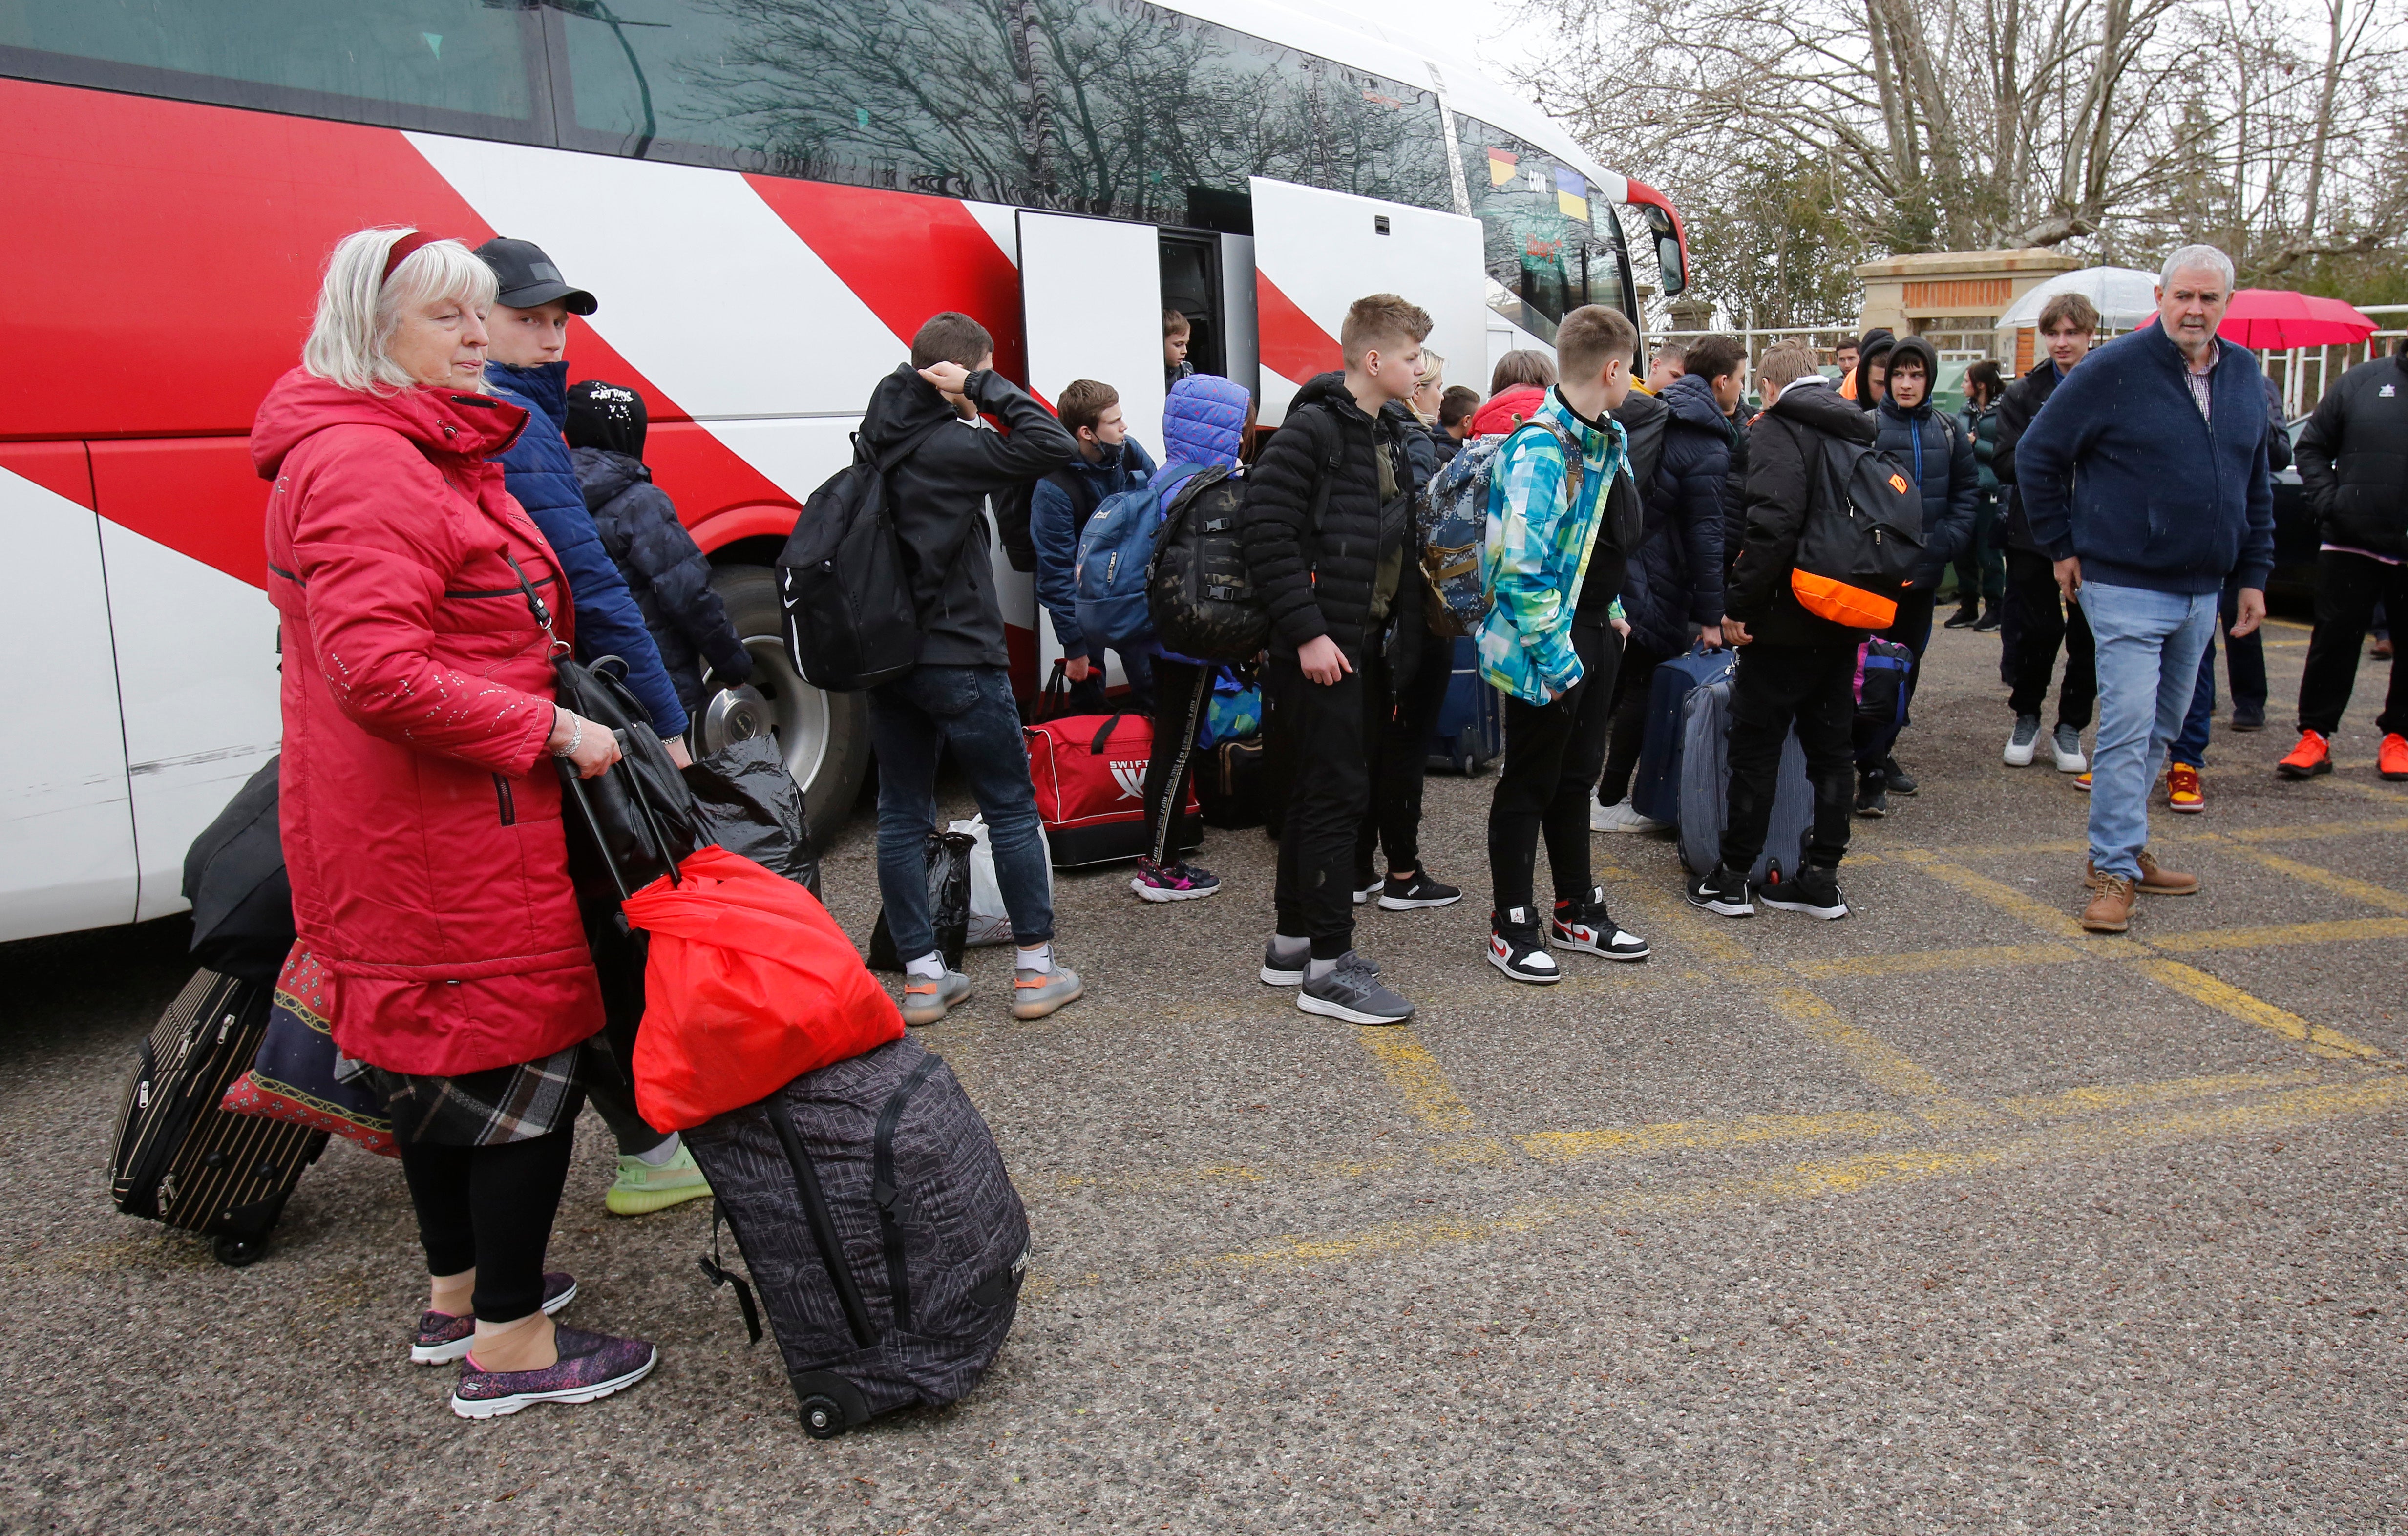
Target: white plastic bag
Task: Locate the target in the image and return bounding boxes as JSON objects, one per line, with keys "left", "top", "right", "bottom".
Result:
{"left": 947, "top": 815, "right": 1051, "bottom": 947}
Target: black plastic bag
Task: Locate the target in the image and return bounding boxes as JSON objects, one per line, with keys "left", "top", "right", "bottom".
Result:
{"left": 867, "top": 830, "right": 975, "bottom": 972}
{"left": 682, "top": 736, "right": 820, "bottom": 897}
{"left": 182, "top": 755, "right": 295, "bottom": 983}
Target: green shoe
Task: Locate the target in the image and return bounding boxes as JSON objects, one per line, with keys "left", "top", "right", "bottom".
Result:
{"left": 606, "top": 1143, "right": 712, "bottom": 1217}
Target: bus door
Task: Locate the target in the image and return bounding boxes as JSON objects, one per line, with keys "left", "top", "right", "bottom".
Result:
{"left": 1015, "top": 210, "right": 1168, "bottom": 688}
{"left": 0, "top": 447, "right": 139, "bottom": 938}
{"left": 1245, "top": 178, "right": 1486, "bottom": 426}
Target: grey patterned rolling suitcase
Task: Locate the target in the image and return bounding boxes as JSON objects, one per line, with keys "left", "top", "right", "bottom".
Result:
{"left": 684, "top": 1033, "right": 1028, "bottom": 1437}
{"left": 1675, "top": 677, "right": 1816, "bottom": 886}
{"left": 109, "top": 968, "right": 328, "bottom": 1266}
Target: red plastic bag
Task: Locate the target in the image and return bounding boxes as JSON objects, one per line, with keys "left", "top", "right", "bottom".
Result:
{"left": 621, "top": 845, "right": 903, "bottom": 1132}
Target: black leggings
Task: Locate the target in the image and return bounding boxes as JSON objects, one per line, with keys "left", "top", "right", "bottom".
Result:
{"left": 1142, "top": 656, "right": 1214, "bottom": 865}
{"left": 397, "top": 1126, "right": 577, "bottom": 1323}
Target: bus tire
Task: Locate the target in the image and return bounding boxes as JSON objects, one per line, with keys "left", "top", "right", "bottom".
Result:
{"left": 709, "top": 563, "right": 871, "bottom": 846}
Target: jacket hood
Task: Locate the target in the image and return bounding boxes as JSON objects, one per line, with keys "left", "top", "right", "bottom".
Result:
{"left": 570, "top": 444, "right": 649, "bottom": 508}
{"left": 858, "top": 362, "right": 965, "bottom": 454}
{"left": 1658, "top": 371, "right": 1729, "bottom": 432}
{"left": 1770, "top": 378, "right": 1877, "bottom": 443}
{"left": 1163, "top": 372, "right": 1251, "bottom": 467}
{"left": 1291, "top": 370, "right": 1377, "bottom": 424}
{"left": 1472, "top": 384, "right": 1549, "bottom": 436}
{"left": 487, "top": 359, "right": 570, "bottom": 419}
{"left": 1886, "top": 337, "right": 1942, "bottom": 400}
{"left": 251, "top": 366, "right": 528, "bottom": 480}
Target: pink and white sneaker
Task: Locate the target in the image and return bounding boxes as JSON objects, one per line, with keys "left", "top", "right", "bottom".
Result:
{"left": 1131, "top": 857, "right": 1221, "bottom": 903}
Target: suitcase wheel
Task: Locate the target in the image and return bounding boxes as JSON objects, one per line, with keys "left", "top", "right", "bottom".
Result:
{"left": 212, "top": 1234, "right": 267, "bottom": 1267}
{"left": 800, "top": 1395, "right": 845, "bottom": 1440}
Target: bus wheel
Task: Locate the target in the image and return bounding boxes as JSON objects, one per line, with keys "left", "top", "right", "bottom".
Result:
{"left": 709, "top": 564, "right": 871, "bottom": 845}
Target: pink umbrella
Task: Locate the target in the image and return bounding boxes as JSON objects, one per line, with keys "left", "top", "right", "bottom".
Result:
{"left": 2219, "top": 289, "right": 2377, "bottom": 348}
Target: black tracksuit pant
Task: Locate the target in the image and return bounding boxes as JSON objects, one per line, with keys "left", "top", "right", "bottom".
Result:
{"left": 1356, "top": 622, "right": 1455, "bottom": 880}
{"left": 1141, "top": 656, "right": 1214, "bottom": 865}
{"left": 1722, "top": 642, "right": 1858, "bottom": 875}
{"left": 1596, "top": 641, "right": 1670, "bottom": 806}
{"left": 2298, "top": 549, "right": 2408, "bottom": 737}
{"left": 2006, "top": 547, "right": 2096, "bottom": 728}
{"left": 1488, "top": 621, "right": 1621, "bottom": 916}
{"left": 1268, "top": 651, "right": 1373, "bottom": 959}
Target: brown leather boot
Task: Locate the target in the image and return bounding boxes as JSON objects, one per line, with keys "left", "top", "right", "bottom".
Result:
{"left": 2081, "top": 872, "right": 2137, "bottom": 932}
{"left": 2086, "top": 851, "right": 2199, "bottom": 896}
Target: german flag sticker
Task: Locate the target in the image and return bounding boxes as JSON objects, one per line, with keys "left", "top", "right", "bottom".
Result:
{"left": 1888, "top": 473, "right": 1910, "bottom": 494}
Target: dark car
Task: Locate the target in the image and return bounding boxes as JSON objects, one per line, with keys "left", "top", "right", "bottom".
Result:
{"left": 2268, "top": 416, "right": 2319, "bottom": 614}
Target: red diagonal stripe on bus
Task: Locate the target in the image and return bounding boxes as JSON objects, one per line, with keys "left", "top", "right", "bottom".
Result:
{"left": 741, "top": 177, "right": 1027, "bottom": 385}
{"left": 1257, "top": 273, "right": 1344, "bottom": 385}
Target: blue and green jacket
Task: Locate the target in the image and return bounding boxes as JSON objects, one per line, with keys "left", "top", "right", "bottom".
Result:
{"left": 1477, "top": 388, "right": 1626, "bottom": 704}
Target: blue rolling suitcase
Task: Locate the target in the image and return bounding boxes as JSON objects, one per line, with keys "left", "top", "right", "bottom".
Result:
{"left": 1629, "top": 644, "right": 1735, "bottom": 822}
{"left": 1675, "top": 678, "right": 1815, "bottom": 884}
{"left": 1426, "top": 636, "right": 1503, "bottom": 774}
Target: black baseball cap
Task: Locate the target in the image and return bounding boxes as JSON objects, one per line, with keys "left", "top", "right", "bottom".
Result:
{"left": 474, "top": 236, "right": 598, "bottom": 315}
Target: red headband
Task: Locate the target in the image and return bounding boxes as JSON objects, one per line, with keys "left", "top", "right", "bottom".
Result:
{"left": 381, "top": 231, "right": 444, "bottom": 283}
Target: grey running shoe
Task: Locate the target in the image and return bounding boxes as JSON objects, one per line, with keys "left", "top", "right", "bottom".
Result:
{"left": 1010, "top": 964, "right": 1083, "bottom": 1020}
{"left": 900, "top": 970, "right": 970, "bottom": 1027}
{"left": 1297, "top": 952, "right": 1414, "bottom": 1025}
{"left": 2004, "top": 713, "right": 2042, "bottom": 766}
{"left": 2051, "top": 723, "right": 2089, "bottom": 773}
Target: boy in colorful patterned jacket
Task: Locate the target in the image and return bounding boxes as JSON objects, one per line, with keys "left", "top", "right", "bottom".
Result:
{"left": 1479, "top": 304, "right": 1653, "bottom": 983}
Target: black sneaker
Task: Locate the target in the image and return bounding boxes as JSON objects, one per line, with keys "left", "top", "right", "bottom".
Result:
{"left": 1943, "top": 603, "right": 1979, "bottom": 629}
{"left": 1685, "top": 865, "right": 1754, "bottom": 918}
{"left": 1297, "top": 952, "right": 1413, "bottom": 1024}
{"left": 1879, "top": 756, "right": 1918, "bottom": 796}
{"left": 1487, "top": 908, "right": 1562, "bottom": 984}
{"left": 2230, "top": 706, "right": 2265, "bottom": 733}
{"left": 1378, "top": 868, "right": 1462, "bottom": 910}
{"left": 1351, "top": 875, "right": 1380, "bottom": 906}
{"left": 1550, "top": 887, "right": 1650, "bottom": 961}
{"left": 1972, "top": 604, "right": 2002, "bottom": 632}
{"left": 1854, "top": 774, "right": 1889, "bottom": 818}
{"left": 1759, "top": 863, "right": 1850, "bottom": 920}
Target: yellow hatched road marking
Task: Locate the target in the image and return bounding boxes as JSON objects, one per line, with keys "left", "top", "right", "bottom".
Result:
{"left": 2150, "top": 915, "right": 2408, "bottom": 951}
{"left": 1519, "top": 1109, "right": 1914, "bottom": 1165}
{"left": 2131, "top": 957, "right": 2385, "bottom": 1060}
{"left": 1795, "top": 941, "right": 2082, "bottom": 978}
{"left": 1353, "top": 1027, "right": 1483, "bottom": 1136}
{"left": 2225, "top": 847, "right": 2408, "bottom": 913}
{"left": 1994, "top": 1067, "right": 2328, "bottom": 1120}
{"left": 2223, "top": 815, "right": 2408, "bottom": 844}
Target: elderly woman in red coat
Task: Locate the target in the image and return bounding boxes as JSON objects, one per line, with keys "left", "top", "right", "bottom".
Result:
{"left": 256, "top": 226, "right": 655, "bottom": 1418}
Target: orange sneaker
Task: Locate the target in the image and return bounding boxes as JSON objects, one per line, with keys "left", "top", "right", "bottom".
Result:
{"left": 2166, "top": 763, "right": 2205, "bottom": 812}
{"left": 2071, "top": 771, "right": 2092, "bottom": 792}
{"left": 2382, "top": 733, "right": 2408, "bottom": 781}
{"left": 2276, "top": 729, "right": 2332, "bottom": 780}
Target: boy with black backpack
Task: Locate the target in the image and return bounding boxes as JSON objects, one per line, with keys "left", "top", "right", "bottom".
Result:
{"left": 1243, "top": 294, "right": 1431, "bottom": 1025}
{"left": 1696, "top": 341, "right": 1879, "bottom": 921}
{"left": 854, "top": 313, "right": 1081, "bottom": 1024}
{"left": 1479, "top": 304, "right": 1652, "bottom": 982}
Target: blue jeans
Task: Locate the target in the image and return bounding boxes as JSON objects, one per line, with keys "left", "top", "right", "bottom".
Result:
{"left": 866, "top": 665, "right": 1053, "bottom": 961}
{"left": 2174, "top": 577, "right": 2269, "bottom": 768}
{"left": 2078, "top": 582, "right": 2217, "bottom": 880}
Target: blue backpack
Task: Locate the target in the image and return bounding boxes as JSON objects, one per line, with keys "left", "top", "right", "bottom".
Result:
{"left": 1074, "top": 462, "right": 1199, "bottom": 652}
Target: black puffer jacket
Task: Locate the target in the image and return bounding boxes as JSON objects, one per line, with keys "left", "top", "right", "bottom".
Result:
{"left": 1872, "top": 396, "right": 1977, "bottom": 588}
{"left": 1615, "top": 388, "right": 1669, "bottom": 502}
{"left": 1723, "top": 407, "right": 1756, "bottom": 570}
{"left": 2298, "top": 345, "right": 2408, "bottom": 557}
{"left": 1991, "top": 357, "right": 2065, "bottom": 553}
{"left": 854, "top": 364, "right": 1077, "bottom": 667}
{"left": 1727, "top": 379, "right": 1877, "bottom": 649}
{"left": 1622, "top": 372, "right": 1730, "bottom": 655}
{"left": 572, "top": 447, "right": 754, "bottom": 719}
{"left": 1244, "top": 372, "right": 1423, "bottom": 657}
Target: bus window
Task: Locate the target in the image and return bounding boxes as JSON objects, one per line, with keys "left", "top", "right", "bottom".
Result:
{"left": 1455, "top": 112, "right": 1634, "bottom": 337}
{"left": 0, "top": 0, "right": 544, "bottom": 139}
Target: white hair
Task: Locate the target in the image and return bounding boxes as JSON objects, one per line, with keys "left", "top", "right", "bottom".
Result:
{"left": 2159, "top": 243, "right": 2235, "bottom": 293}
{"left": 301, "top": 227, "right": 497, "bottom": 394}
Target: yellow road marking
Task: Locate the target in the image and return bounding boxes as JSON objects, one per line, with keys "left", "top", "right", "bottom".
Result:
{"left": 1913, "top": 859, "right": 2090, "bottom": 940}
{"left": 2223, "top": 815, "right": 2408, "bottom": 844}
{"left": 1354, "top": 1027, "right": 1483, "bottom": 1136}
{"left": 1995, "top": 1067, "right": 2331, "bottom": 1119}
{"left": 2131, "top": 957, "right": 2386, "bottom": 1060}
{"left": 1204, "top": 1075, "right": 2408, "bottom": 1271}
{"left": 2228, "top": 847, "right": 2408, "bottom": 913}
{"left": 1518, "top": 1109, "right": 1914, "bottom": 1165}
{"left": 2150, "top": 915, "right": 2408, "bottom": 951}
{"left": 1794, "top": 941, "right": 2081, "bottom": 978}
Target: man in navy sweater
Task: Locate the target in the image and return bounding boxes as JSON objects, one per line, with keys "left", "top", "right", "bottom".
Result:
{"left": 2017, "top": 245, "right": 2275, "bottom": 933}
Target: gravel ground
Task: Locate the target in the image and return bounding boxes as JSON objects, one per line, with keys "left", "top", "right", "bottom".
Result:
{"left": 4, "top": 616, "right": 2404, "bottom": 1535}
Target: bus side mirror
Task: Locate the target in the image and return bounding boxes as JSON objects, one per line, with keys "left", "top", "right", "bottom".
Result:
{"left": 1644, "top": 206, "right": 1686, "bottom": 296}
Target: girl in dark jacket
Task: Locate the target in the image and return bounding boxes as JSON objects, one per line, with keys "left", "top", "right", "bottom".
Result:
{"left": 1856, "top": 337, "right": 1976, "bottom": 813}
{"left": 1947, "top": 361, "right": 2007, "bottom": 631}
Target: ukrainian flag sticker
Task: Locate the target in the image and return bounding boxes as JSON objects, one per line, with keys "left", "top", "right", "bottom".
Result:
{"left": 1555, "top": 168, "right": 1589, "bottom": 222}
{"left": 1487, "top": 147, "right": 1518, "bottom": 187}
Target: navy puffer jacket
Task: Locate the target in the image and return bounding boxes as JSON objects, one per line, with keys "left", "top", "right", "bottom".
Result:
{"left": 485, "top": 360, "right": 689, "bottom": 735}
{"left": 1621, "top": 371, "right": 1729, "bottom": 656}
{"left": 571, "top": 447, "right": 754, "bottom": 719}
{"left": 1873, "top": 394, "right": 1978, "bottom": 589}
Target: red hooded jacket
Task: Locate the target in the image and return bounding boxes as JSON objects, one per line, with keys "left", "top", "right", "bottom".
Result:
{"left": 1470, "top": 385, "right": 1549, "bottom": 438}
{"left": 255, "top": 369, "right": 604, "bottom": 1076}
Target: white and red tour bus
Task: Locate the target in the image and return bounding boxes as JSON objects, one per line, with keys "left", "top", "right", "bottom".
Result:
{"left": 0, "top": 0, "right": 1688, "bottom": 944}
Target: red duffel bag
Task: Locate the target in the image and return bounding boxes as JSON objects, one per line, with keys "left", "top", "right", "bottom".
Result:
{"left": 1024, "top": 711, "right": 1201, "bottom": 867}
{"left": 621, "top": 845, "right": 903, "bottom": 1132}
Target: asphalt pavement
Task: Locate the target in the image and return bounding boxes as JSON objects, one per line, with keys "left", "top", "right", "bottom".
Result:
{"left": 4, "top": 613, "right": 2405, "bottom": 1534}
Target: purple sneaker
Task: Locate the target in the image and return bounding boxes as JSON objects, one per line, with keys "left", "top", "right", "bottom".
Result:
{"left": 1131, "top": 856, "right": 1221, "bottom": 903}
{"left": 410, "top": 1272, "right": 577, "bottom": 1365}
{"left": 450, "top": 1325, "right": 657, "bottom": 1418}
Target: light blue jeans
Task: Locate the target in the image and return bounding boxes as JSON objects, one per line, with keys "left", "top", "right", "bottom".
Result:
{"left": 2077, "top": 580, "right": 2217, "bottom": 879}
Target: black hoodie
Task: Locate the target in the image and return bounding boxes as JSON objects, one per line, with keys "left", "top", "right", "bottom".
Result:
{"left": 1727, "top": 377, "right": 1879, "bottom": 649}
{"left": 572, "top": 445, "right": 754, "bottom": 717}
{"left": 854, "top": 363, "right": 1077, "bottom": 668}
{"left": 1243, "top": 372, "right": 1426, "bottom": 657}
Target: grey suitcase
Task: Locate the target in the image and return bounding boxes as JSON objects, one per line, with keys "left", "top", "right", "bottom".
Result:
{"left": 1675, "top": 677, "right": 1815, "bottom": 886}
{"left": 684, "top": 1033, "right": 1028, "bottom": 1438}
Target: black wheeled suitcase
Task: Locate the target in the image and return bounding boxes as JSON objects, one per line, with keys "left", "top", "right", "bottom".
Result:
{"left": 110, "top": 968, "right": 329, "bottom": 1266}
{"left": 684, "top": 1033, "right": 1028, "bottom": 1438}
